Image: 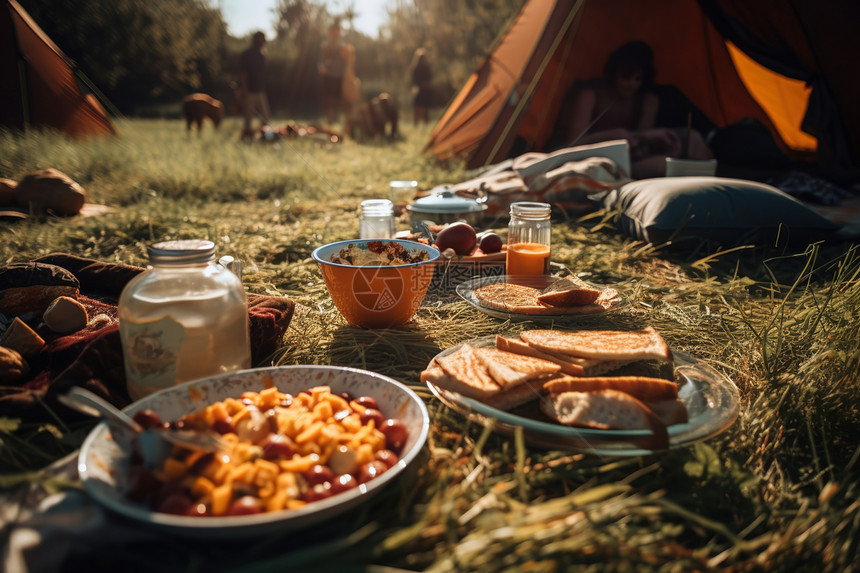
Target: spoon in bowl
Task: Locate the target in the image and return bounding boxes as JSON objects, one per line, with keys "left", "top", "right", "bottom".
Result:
{"left": 58, "top": 387, "right": 227, "bottom": 466}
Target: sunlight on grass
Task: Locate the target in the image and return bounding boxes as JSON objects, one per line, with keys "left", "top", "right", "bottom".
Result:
{"left": 1, "top": 119, "right": 859, "bottom": 571}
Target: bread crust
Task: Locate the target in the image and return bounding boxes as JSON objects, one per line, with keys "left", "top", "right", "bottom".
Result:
{"left": 520, "top": 326, "right": 672, "bottom": 362}
{"left": 542, "top": 374, "right": 679, "bottom": 401}
{"left": 536, "top": 276, "right": 601, "bottom": 307}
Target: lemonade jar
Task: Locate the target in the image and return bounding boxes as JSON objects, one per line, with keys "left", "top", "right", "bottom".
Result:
{"left": 506, "top": 202, "right": 551, "bottom": 275}
{"left": 119, "top": 240, "right": 251, "bottom": 401}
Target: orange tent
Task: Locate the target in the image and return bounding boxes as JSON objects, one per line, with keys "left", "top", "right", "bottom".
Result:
{"left": 0, "top": 0, "right": 116, "bottom": 138}
{"left": 425, "top": 0, "right": 859, "bottom": 172}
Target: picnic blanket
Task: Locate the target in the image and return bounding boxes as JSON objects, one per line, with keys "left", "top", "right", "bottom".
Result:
{"left": 0, "top": 253, "right": 295, "bottom": 421}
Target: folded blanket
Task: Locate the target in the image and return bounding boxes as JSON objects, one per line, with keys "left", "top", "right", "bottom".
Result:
{"left": 0, "top": 253, "right": 294, "bottom": 420}
{"left": 451, "top": 147, "right": 630, "bottom": 218}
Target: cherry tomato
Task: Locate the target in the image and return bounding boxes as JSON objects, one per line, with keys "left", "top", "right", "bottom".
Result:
{"left": 260, "top": 433, "right": 297, "bottom": 460}
{"left": 380, "top": 418, "right": 409, "bottom": 452}
{"left": 354, "top": 396, "right": 379, "bottom": 410}
{"left": 186, "top": 502, "right": 211, "bottom": 517}
{"left": 157, "top": 492, "right": 192, "bottom": 515}
{"left": 359, "top": 408, "right": 385, "bottom": 428}
{"left": 330, "top": 473, "right": 358, "bottom": 494}
{"left": 357, "top": 460, "right": 389, "bottom": 484}
{"left": 374, "top": 449, "right": 399, "bottom": 469}
{"left": 304, "top": 483, "right": 333, "bottom": 502}
{"left": 212, "top": 419, "right": 233, "bottom": 435}
{"left": 132, "top": 409, "right": 164, "bottom": 430}
{"left": 228, "top": 495, "right": 263, "bottom": 516}
{"left": 305, "top": 464, "right": 335, "bottom": 487}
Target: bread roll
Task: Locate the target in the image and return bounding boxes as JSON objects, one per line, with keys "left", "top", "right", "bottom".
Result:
{"left": 43, "top": 295, "right": 88, "bottom": 333}
{"left": 15, "top": 168, "right": 86, "bottom": 216}
{"left": 0, "top": 317, "right": 45, "bottom": 358}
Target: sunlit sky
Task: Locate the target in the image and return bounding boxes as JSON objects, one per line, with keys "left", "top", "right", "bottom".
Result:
{"left": 220, "top": 0, "right": 389, "bottom": 38}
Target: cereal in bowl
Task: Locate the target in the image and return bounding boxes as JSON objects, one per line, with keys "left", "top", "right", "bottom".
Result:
{"left": 329, "top": 241, "right": 430, "bottom": 266}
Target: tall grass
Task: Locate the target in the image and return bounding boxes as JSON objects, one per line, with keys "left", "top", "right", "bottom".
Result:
{"left": 1, "top": 120, "right": 858, "bottom": 571}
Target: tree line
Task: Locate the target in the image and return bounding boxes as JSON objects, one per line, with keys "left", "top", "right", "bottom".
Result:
{"left": 19, "top": 0, "right": 525, "bottom": 120}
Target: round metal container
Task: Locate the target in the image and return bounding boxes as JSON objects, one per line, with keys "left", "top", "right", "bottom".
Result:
{"left": 406, "top": 187, "right": 487, "bottom": 226}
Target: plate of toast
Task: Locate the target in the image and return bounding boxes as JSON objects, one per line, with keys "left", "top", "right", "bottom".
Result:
{"left": 421, "top": 327, "right": 739, "bottom": 455}
{"left": 456, "top": 274, "right": 623, "bottom": 321}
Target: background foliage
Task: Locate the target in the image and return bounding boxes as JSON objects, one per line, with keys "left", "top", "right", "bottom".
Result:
{"left": 18, "top": 0, "right": 526, "bottom": 119}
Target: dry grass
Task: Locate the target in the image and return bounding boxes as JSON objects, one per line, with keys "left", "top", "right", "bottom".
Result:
{"left": 1, "top": 119, "right": 859, "bottom": 571}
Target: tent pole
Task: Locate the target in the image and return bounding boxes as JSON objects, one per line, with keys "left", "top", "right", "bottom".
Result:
{"left": 484, "top": 0, "right": 585, "bottom": 165}
{"left": 73, "top": 68, "right": 124, "bottom": 120}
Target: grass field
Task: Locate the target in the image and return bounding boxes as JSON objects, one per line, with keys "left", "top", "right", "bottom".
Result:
{"left": 1, "top": 118, "right": 859, "bottom": 571}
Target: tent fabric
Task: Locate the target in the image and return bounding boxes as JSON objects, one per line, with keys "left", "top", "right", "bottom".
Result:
{"left": 699, "top": 0, "right": 860, "bottom": 171}
{"left": 0, "top": 0, "right": 115, "bottom": 138}
{"left": 425, "top": 0, "right": 857, "bottom": 173}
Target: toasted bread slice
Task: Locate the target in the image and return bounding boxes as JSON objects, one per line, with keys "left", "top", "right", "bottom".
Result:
{"left": 484, "top": 378, "right": 547, "bottom": 410}
{"left": 425, "top": 344, "right": 501, "bottom": 400}
{"left": 540, "top": 389, "right": 669, "bottom": 449}
{"left": 495, "top": 335, "right": 586, "bottom": 376}
{"left": 499, "top": 334, "right": 635, "bottom": 376}
{"left": 520, "top": 326, "right": 672, "bottom": 362}
{"left": 474, "top": 283, "right": 618, "bottom": 315}
{"left": 537, "top": 276, "right": 601, "bottom": 307}
{"left": 473, "top": 346, "right": 561, "bottom": 388}
{"left": 542, "top": 374, "right": 679, "bottom": 401}
{"left": 473, "top": 283, "right": 542, "bottom": 311}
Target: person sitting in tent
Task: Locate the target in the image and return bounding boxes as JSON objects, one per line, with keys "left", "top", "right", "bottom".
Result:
{"left": 565, "top": 41, "right": 712, "bottom": 178}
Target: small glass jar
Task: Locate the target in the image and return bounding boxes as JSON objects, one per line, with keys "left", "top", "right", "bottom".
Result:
{"left": 359, "top": 199, "right": 395, "bottom": 239}
{"left": 389, "top": 180, "right": 418, "bottom": 204}
{"left": 506, "top": 202, "right": 551, "bottom": 276}
{"left": 118, "top": 240, "right": 251, "bottom": 401}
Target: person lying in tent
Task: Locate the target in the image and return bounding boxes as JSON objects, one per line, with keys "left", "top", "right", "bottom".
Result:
{"left": 565, "top": 41, "right": 713, "bottom": 179}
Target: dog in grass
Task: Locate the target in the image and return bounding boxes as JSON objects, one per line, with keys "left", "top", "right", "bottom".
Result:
{"left": 182, "top": 93, "right": 223, "bottom": 134}
{"left": 351, "top": 92, "right": 399, "bottom": 141}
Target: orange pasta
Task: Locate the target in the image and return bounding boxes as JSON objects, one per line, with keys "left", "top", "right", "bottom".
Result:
{"left": 126, "top": 385, "right": 410, "bottom": 517}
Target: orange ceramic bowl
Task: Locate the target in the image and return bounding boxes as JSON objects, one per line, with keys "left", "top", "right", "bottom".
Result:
{"left": 312, "top": 239, "right": 441, "bottom": 328}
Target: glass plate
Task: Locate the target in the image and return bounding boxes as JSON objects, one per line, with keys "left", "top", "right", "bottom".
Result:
{"left": 455, "top": 274, "right": 625, "bottom": 322}
{"left": 78, "top": 365, "right": 430, "bottom": 538}
{"left": 425, "top": 336, "right": 739, "bottom": 456}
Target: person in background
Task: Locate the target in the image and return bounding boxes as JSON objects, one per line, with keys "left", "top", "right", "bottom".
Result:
{"left": 565, "top": 41, "right": 712, "bottom": 178}
{"left": 341, "top": 43, "right": 360, "bottom": 136}
{"left": 410, "top": 48, "right": 434, "bottom": 125}
{"left": 239, "top": 31, "right": 270, "bottom": 136}
{"left": 319, "top": 20, "right": 352, "bottom": 132}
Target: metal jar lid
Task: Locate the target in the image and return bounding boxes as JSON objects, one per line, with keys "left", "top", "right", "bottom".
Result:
{"left": 407, "top": 187, "right": 485, "bottom": 214}
{"left": 148, "top": 240, "right": 216, "bottom": 265}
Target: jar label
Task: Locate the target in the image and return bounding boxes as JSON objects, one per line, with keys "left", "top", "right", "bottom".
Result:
{"left": 121, "top": 315, "right": 186, "bottom": 389}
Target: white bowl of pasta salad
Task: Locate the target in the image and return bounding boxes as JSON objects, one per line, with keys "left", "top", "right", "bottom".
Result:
{"left": 77, "top": 365, "right": 430, "bottom": 537}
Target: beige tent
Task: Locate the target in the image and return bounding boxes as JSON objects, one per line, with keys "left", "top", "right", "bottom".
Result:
{"left": 0, "top": 0, "right": 116, "bottom": 137}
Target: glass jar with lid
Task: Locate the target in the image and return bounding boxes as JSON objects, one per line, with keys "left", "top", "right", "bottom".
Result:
{"left": 506, "top": 202, "right": 551, "bottom": 276}
{"left": 118, "top": 240, "right": 251, "bottom": 401}
{"left": 359, "top": 199, "right": 395, "bottom": 239}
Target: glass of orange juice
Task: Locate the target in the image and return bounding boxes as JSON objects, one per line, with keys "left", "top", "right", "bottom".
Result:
{"left": 506, "top": 202, "right": 551, "bottom": 276}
